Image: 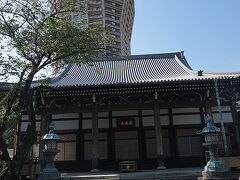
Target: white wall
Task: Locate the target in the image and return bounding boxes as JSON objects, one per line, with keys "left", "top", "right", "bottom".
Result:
{"left": 54, "top": 120, "right": 78, "bottom": 130}
{"left": 20, "top": 122, "right": 41, "bottom": 132}
{"left": 213, "top": 113, "right": 233, "bottom": 123}
{"left": 112, "top": 110, "right": 138, "bottom": 116}
{"left": 212, "top": 106, "right": 231, "bottom": 112}
{"left": 173, "top": 114, "right": 201, "bottom": 125}
{"left": 142, "top": 116, "right": 154, "bottom": 127}
{"left": 52, "top": 113, "right": 78, "bottom": 119}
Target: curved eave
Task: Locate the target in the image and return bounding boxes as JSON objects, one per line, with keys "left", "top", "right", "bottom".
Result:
{"left": 36, "top": 52, "right": 240, "bottom": 89}
{"left": 42, "top": 76, "right": 240, "bottom": 90}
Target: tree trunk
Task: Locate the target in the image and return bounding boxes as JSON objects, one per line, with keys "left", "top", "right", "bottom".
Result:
{"left": 0, "top": 73, "right": 38, "bottom": 180}
{"left": 15, "top": 79, "right": 37, "bottom": 179}
{"left": 0, "top": 77, "right": 26, "bottom": 179}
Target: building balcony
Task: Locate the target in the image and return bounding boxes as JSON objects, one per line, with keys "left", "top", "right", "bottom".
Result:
{"left": 88, "top": 20, "right": 104, "bottom": 25}
{"left": 88, "top": 14, "right": 103, "bottom": 19}
{"left": 88, "top": 0, "right": 102, "bottom": 4}
{"left": 104, "top": 3, "right": 122, "bottom": 11}
{"left": 104, "top": 8, "right": 121, "bottom": 16}
{"left": 105, "top": 17, "right": 120, "bottom": 23}
{"left": 109, "top": 31, "right": 120, "bottom": 36}
{"left": 105, "top": 23, "right": 120, "bottom": 30}
{"left": 88, "top": 7, "right": 103, "bottom": 12}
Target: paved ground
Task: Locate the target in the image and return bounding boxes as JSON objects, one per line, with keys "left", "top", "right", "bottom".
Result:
{"left": 61, "top": 167, "right": 240, "bottom": 180}
{"left": 60, "top": 167, "right": 212, "bottom": 180}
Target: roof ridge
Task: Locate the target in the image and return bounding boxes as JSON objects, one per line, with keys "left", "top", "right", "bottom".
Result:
{"left": 93, "top": 51, "right": 183, "bottom": 62}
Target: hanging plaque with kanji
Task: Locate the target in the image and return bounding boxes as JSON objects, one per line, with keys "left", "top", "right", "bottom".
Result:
{"left": 117, "top": 118, "right": 135, "bottom": 129}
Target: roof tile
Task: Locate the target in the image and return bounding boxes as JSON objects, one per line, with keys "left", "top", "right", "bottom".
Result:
{"left": 49, "top": 52, "right": 240, "bottom": 87}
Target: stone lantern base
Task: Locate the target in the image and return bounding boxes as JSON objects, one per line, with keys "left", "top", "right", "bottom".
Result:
{"left": 198, "top": 171, "right": 238, "bottom": 180}
{"left": 38, "top": 167, "right": 60, "bottom": 180}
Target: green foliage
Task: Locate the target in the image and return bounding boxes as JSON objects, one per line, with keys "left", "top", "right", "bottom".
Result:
{"left": 2, "top": 113, "right": 17, "bottom": 149}
{"left": 0, "top": 0, "right": 110, "bottom": 82}
{"left": 0, "top": 0, "right": 111, "bottom": 178}
{"left": 0, "top": 0, "right": 110, "bottom": 138}
{"left": 0, "top": 88, "right": 21, "bottom": 148}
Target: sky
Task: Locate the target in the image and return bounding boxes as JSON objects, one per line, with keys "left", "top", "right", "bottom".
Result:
{"left": 131, "top": 0, "right": 240, "bottom": 72}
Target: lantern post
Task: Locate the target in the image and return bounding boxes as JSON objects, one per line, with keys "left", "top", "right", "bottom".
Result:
{"left": 38, "top": 122, "right": 61, "bottom": 180}
{"left": 197, "top": 115, "right": 237, "bottom": 180}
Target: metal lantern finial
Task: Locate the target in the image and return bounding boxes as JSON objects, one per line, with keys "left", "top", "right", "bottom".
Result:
{"left": 49, "top": 122, "right": 55, "bottom": 131}
{"left": 205, "top": 114, "right": 211, "bottom": 123}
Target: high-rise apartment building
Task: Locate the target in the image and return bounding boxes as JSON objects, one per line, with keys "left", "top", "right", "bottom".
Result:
{"left": 70, "top": 0, "right": 135, "bottom": 56}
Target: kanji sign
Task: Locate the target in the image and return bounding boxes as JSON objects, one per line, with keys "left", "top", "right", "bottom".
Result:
{"left": 117, "top": 118, "right": 135, "bottom": 128}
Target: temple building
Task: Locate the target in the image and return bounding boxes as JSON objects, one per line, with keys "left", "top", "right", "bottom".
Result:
{"left": 18, "top": 51, "right": 240, "bottom": 171}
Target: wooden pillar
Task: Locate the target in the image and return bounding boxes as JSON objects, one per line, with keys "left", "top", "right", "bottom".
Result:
{"left": 153, "top": 92, "right": 166, "bottom": 169}
{"left": 76, "top": 113, "right": 84, "bottom": 161}
{"left": 168, "top": 108, "right": 178, "bottom": 158}
{"left": 231, "top": 103, "right": 240, "bottom": 153}
{"left": 204, "top": 100, "right": 213, "bottom": 122}
{"left": 138, "top": 110, "right": 146, "bottom": 160}
{"left": 91, "top": 95, "right": 99, "bottom": 172}
{"left": 238, "top": 111, "right": 240, "bottom": 137}
{"left": 199, "top": 106, "right": 207, "bottom": 158}
{"left": 39, "top": 109, "right": 51, "bottom": 170}
{"left": 108, "top": 111, "right": 115, "bottom": 161}
{"left": 200, "top": 107, "right": 206, "bottom": 125}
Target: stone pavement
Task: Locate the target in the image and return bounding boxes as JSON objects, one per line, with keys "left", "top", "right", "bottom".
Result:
{"left": 61, "top": 167, "right": 240, "bottom": 180}
{"left": 60, "top": 167, "right": 202, "bottom": 180}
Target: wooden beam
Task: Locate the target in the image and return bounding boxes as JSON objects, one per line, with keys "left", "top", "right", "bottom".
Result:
{"left": 50, "top": 101, "right": 204, "bottom": 114}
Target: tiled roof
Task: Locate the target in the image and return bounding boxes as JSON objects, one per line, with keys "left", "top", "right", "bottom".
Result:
{"left": 48, "top": 52, "right": 240, "bottom": 87}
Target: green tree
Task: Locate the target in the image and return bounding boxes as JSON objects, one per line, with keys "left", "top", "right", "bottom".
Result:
{"left": 0, "top": 0, "right": 110, "bottom": 179}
